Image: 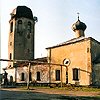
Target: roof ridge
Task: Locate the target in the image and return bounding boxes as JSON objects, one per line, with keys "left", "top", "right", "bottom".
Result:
{"left": 46, "top": 37, "right": 88, "bottom": 49}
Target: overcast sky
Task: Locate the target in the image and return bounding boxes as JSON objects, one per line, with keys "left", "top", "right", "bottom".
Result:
{"left": 1, "top": 0, "right": 100, "bottom": 71}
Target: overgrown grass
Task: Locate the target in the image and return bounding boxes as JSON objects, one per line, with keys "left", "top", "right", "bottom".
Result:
{"left": 17, "top": 85, "right": 100, "bottom": 92}
{"left": 60, "top": 86, "right": 100, "bottom": 92}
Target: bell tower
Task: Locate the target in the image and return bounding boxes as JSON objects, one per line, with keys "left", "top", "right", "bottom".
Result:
{"left": 8, "top": 6, "right": 37, "bottom": 67}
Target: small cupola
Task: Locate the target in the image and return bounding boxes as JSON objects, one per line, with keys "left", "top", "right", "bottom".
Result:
{"left": 72, "top": 13, "right": 87, "bottom": 38}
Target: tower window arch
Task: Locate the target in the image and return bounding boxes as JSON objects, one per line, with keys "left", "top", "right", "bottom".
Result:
{"left": 18, "top": 20, "right": 22, "bottom": 24}
{"left": 17, "top": 20, "right": 22, "bottom": 34}
{"left": 27, "top": 21, "right": 31, "bottom": 33}
{"left": 27, "top": 33, "right": 30, "bottom": 39}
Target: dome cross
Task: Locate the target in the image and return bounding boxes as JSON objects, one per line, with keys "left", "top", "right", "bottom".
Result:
{"left": 77, "top": 12, "right": 80, "bottom": 21}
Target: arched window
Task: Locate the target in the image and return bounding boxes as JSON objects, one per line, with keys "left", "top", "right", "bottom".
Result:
{"left": 17, "top": 20, "right": 22, "bottom": 34}
{"left": 56, "top": 70, "right": 60, "bottom": 81}
{"left": 27, "top": 33, "right": 30, "bottom": 39}
{"left": 73, "top": 68, "right": 79, "bottom": 81}
{"left": 37, "top": 71, "right": 40, "bottom": 81}
{"left": 27, "top": 21, "right": 31, "bottom": 33}
{"left": 9, "top": 65, "right": 11, "bottom": 68}
{"left": 10, "top": 76, "right": 13, "bottom": 83}
{"left": 21, "top": 73, "right": 25, "bottom": 81}
{"left": 18, "top": 20, "right": 22, "bottom": 24}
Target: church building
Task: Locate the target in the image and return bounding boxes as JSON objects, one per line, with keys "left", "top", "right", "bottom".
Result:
{"left": 5, "top": 6, "right": 100, "bottom": 86}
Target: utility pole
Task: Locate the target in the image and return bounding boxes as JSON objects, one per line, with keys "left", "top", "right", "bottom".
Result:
{"left": 49, "top": 63, "right": 51, "bottom": 84}
{"left": 61, "top": 65, "right": 62, "bottom": 88}
{"left": 27, "top": 62, "right": 31, "bottom": 90}
{"left": 15, "top": 65, "right": 17, "bottom": 83}
{"left": 14, "top": 62, "right": 17, "bottom": 83}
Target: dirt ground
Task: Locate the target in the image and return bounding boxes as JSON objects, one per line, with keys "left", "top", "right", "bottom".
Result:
{"left": 30, "top": 87, "right": 100, "bottom": 96}
{"left": 0, "top": 87, "right": 100, "bottom": 100}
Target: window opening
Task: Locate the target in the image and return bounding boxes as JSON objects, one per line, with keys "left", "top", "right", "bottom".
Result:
{"left": 10, "top": 76, "right": 13, "bottom": 83}
{"left": 66, "top": 72, "right": 68, "bottom": 83}
{"left": 17, "top": 20, "right": 22, "bottom": 34}
{"left": 29, "top": 72, "right": 32, "bottom": 81}
{"left": 10, "top": 22, "right": 13, "bottom": 33}
{"left": 10, "top": 53, "right": 12, "bottom": 60}
{"left": 21, "top": 73, "right": 25, "bottom": 81}
{"left": 56, "top": 70, "right": 60, "bottom": 81}
{"left": 37, "top": 71, "right": 40, "bottom": 81}
{"left": 73, "top": 68, "right": 79, "bottom": 81}
{"left": 10, "top": 42, "right": 12, "bottom": 46}
{"left": 27, "top": 21, "right": 31, "bottom": 33}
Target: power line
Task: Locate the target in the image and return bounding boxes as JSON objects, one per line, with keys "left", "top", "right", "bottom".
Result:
{"left": 0, "top": 59, "right": 67, "bottom": 67}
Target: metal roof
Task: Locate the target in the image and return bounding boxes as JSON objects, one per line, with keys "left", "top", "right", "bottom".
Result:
{"left": 46, "top": 37, "right": 100, "bottom": 49}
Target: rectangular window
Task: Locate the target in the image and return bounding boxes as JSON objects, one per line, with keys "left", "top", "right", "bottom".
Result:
{"left": 37, "top": 72, "right": 40, "bottom": 81}
{"left": 10, "top": 42, "right": 12, "bottom": 46}
{"left": 21, "top": 73, "right": 25, "bottom": 81}
{"left": 29, "top": 72, "right": 32, "bottom": 81}
{"left": 73, "top": 68, "right": 79, "bottom": 81}
{"left": 10, "top": 53, "right": 12, "bottom": 60}
{"left": 56, "top": 70, "right": 60, "bottom": 81}
{"left": 10, "top": 22, "right": 13, "bottom": 33}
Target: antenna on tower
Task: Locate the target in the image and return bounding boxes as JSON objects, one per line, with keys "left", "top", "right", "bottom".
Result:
{"left": 77, "top": 12, "right": 80, "bottom": 21}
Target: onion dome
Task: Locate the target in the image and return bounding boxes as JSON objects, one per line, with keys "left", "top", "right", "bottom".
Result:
{"left": 72, "top": 19, "right": 87, "bottom": 32}
{"left": 72, "top": 13, "right": 87, "bottom": 32}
